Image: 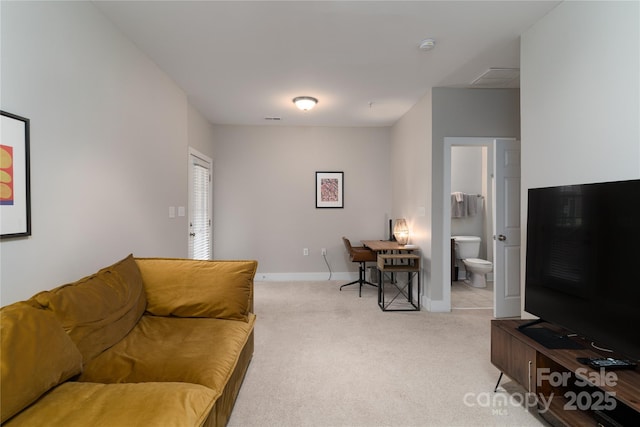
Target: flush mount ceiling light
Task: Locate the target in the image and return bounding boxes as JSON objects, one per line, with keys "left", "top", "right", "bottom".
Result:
{"left": 419, "top": 38, "right": 436, "bottom": 51}
{"left": 293, "top": 96, "right": 318, "bottom": 111}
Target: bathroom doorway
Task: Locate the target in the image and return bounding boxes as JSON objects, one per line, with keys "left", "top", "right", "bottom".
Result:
{"left": 443, "top": 137, "right": 521, "bottom": 318}
{"left": 450, "top": 143, "right": 493, "bottom": 309}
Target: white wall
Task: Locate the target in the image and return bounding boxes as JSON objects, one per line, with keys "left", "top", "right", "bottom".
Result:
{"left": 390, "top": 88, "right": 519, "bottom": 310}
{"left": 390, "top": 91, "right": 433, "bottom": 305}
{"left": 521, "top": 0, "right": 639, "bottom": 189}
{"left": 0, "top": 1, "right": 202, "bottom": 304}
{"left": 188, "top": 103, "right": 217, "bottom": 162}
{"left": 451, "top": 147, "right": 483, "bottom": 196}
{"left": 211, "top": 125, "right": 391, "bottom": 279}
{"left": 431, "top": 88, "right": 520, "bottom": 308}
{"left": 520, "top": 1, "right": 640, "bottom": 314}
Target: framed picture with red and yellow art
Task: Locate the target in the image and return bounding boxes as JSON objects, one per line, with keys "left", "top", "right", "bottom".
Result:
{"left": 1, "top": 111, "right": 31, "bottom": 239}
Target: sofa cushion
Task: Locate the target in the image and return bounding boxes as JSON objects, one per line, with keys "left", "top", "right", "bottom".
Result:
{"left": 32, "top": 254, "right": 147, "bottom": 363}
{"left": 0, "top": 302, "right": 83, "bottom": 424}
{"left": 135, "top": 258, "right": 257, "bottom": 321}
{"left": 79, "top": 314, "right": 255, "bottom": 398}
{"left": 3, "top": 382, "right": 216, "bottom": 427}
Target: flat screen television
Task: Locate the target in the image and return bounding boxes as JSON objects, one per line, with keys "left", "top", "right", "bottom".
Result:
{"left": 524, "top": 179, "right": 640, "bottom": 362}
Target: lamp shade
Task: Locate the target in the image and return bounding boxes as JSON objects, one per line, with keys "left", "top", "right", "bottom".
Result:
{"left": 293, "top": 96, "right": 318, "bottom": 111}
{"left": 393, "top": 219, "right": 409, "bottom": 245}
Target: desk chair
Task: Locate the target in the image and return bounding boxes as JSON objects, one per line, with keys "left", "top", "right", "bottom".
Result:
{"left": 340, "top": 237, "right": 378, "bottom": 297}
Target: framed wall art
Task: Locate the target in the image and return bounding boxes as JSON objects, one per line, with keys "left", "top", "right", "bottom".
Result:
{"left": 1, "top": 111, "right": 31, "bottom": 239}
{"left": 316, "top": 171, "right": 343, "bottom": 208}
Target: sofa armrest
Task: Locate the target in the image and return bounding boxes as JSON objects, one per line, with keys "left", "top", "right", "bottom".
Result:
{"left": 134, "top": 258, "right": 257, "bottom": 321}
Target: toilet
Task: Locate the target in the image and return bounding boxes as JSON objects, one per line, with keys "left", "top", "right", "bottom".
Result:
{"left": 452, "top": 236, "right": 493, "bottom": 288}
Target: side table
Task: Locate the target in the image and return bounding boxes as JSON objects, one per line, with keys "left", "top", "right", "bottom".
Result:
{"left": 377, "top": 253, "right": 420, "bottom": 311}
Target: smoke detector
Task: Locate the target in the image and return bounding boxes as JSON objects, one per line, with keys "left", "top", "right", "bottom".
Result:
{"left": 419, "top": 38, "right": 436, "bottom": 51}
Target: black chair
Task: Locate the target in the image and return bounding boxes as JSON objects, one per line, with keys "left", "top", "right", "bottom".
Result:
{"left": 340, "top": 237, "right": 378, "bottom": 297}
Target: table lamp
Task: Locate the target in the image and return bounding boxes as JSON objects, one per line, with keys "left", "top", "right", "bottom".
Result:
{"left": 393, "top": 219, "right": 409, "bottom": 245}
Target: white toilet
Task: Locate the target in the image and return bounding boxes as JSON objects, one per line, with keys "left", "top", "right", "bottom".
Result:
{"left": 452, "top": 236, "right": 492, "bottom": 288}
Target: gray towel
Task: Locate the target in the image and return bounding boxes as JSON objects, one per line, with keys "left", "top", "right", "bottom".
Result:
{"left": 451, "top": 194, "right": 466, "bottom": 218}
{"left": 465, "top": 194, "right": 478, "bottom": 216}
{"left": 451, "top": 193, "right": 481, "bottom": 218}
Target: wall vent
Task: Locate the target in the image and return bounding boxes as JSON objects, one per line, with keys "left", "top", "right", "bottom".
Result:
{"left": 471, "top": 68, "right": 520, "bottom": 88}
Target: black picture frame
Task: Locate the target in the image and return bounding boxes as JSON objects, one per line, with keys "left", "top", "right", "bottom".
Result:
{"left": 1, "top": 111, "right": 31, "bottom": 239}
{"left": 316, "top": 171, "right": 344, "bottom": 208}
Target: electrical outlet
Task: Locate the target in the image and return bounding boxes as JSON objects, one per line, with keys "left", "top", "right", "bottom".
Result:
{"left": 321, "top": 248, "right": 327, "bottom": 256}
{"left": 303, "top": 248, "right": 309, "bottom": 256}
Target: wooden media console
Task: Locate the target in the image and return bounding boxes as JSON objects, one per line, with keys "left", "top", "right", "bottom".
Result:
{"left": 491, "top": 319, "right": 640, "bottom": 426}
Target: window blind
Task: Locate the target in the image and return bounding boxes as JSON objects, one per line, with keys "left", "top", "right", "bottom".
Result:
{"left": 191, "top": 161, "right": 211, "bottom": 260}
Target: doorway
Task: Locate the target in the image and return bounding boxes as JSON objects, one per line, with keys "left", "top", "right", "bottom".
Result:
{"left": 450, "top": 144, "right": 493, "bottom": 309}
{"left": 188, "top": 148, "right": 213, "bottom": 260}
{"left": 443, "top": 137, "right": 521, "bottom": 318}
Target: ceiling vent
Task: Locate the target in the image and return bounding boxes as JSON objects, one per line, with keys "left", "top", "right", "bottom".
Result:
{"left": 471, "top": 68, "right": 520, "bottom": 88}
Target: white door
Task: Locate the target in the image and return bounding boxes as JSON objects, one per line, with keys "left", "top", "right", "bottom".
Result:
{"left": 188, "top": 149, "right": 212, "bottom": 260}
{"left": 493, "top": 139, "right": 521, "bottom": 318}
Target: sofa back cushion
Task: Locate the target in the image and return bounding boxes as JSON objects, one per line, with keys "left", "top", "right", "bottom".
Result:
{"left": 1, "top": 301, "right": 83, "bottom": 423}
{"left": 135, "top": 258, "right": 257, "bottom": 321}
{"left": 32, "top": 254, "right": 147, "bottom": 363}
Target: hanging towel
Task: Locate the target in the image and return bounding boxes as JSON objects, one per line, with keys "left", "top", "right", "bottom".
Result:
{"left": 452, "top": 193, "right": 483, "bottom": 218}
{"left": 465, "top": 194, "right": 478, "bottom": 217}
{"left": 451, "top": 193, "right": 466, "bottom": 218}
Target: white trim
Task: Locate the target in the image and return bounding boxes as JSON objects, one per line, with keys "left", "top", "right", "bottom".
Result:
{"left": 188, "top": 147, "right": 213, "bottom": 259}
{"left": 424, "top": 296, "right": 451, "bottom": 312}
{"left": 443, "top": 137, "right": 517, "bottom": 314}
{"left": 188, "top": 147, "right": 213, "bottom": 165}
{"left": 443, "top": 137, "right": 497, "bottom": 313}
{"left": 255, "top": 272, "right": 357, "bottom": 281}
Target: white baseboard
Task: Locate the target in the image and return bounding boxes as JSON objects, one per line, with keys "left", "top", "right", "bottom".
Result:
{"left": 424, "top": 296, "right": 451, "bottom": 312}
{"left": 256, "top": 273, "right": 453, "bottom": 313}
{"left": 255, "top": 272, "right": 357, "bottom": 282}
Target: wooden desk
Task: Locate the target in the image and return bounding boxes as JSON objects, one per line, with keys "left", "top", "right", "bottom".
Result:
{"left": 361, "top": 240, "right": 417, "bottom": 252}
{"left": 361, "top": 240, "right": 420, "bottom": 311}
{"left": 377, "top": 253, "right": 420, "bottom": 311}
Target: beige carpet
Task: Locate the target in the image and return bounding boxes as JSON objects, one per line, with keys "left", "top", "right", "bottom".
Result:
{"left": 228, "top": 281, "right": 546, "bottom": 427}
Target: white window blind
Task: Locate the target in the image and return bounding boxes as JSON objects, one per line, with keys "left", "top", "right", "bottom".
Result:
{"left": 191, "top": 158, "right": 211, "bottom": 260}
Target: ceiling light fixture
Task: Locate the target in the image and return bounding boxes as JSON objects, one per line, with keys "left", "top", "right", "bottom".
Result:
{"left": 419, "top": 38, "right": 436, "bottom": 51}
{"left": 293, "top": 96, "right": 318, "bottom": 111}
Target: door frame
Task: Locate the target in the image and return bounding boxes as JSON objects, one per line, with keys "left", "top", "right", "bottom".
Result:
{"left": 442, "top": 137, "right": 518, "bottom": 313}
{"left": 188, "top": 147, "right": 213, "bottom": 260}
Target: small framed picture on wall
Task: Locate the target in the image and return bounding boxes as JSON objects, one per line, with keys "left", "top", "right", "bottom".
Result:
{"left": 316, "top": 171, "right": 344, "bottom": 208}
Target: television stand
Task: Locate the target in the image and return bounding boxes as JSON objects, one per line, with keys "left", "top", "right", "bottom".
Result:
{"left": 517, "top": 318, "right": 545, "bottom": 330}
{"left": 519, "top": 327, "right": 584, "bottom": 350}
{"left": 491, "top": 319, "right": 640, "bottom": 426}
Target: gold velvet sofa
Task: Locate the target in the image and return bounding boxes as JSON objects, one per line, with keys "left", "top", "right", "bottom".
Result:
{"left": 0, "top": 255, "right": 257, "bottom": 427}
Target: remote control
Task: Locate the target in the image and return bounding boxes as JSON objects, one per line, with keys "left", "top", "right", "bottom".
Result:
{"left": 576, "top": 357, "right": 637, "bottom": 370}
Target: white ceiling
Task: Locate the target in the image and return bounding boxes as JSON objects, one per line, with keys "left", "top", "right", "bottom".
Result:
{"left": 93, "top": 1, "right": 560, "bottom": 127}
